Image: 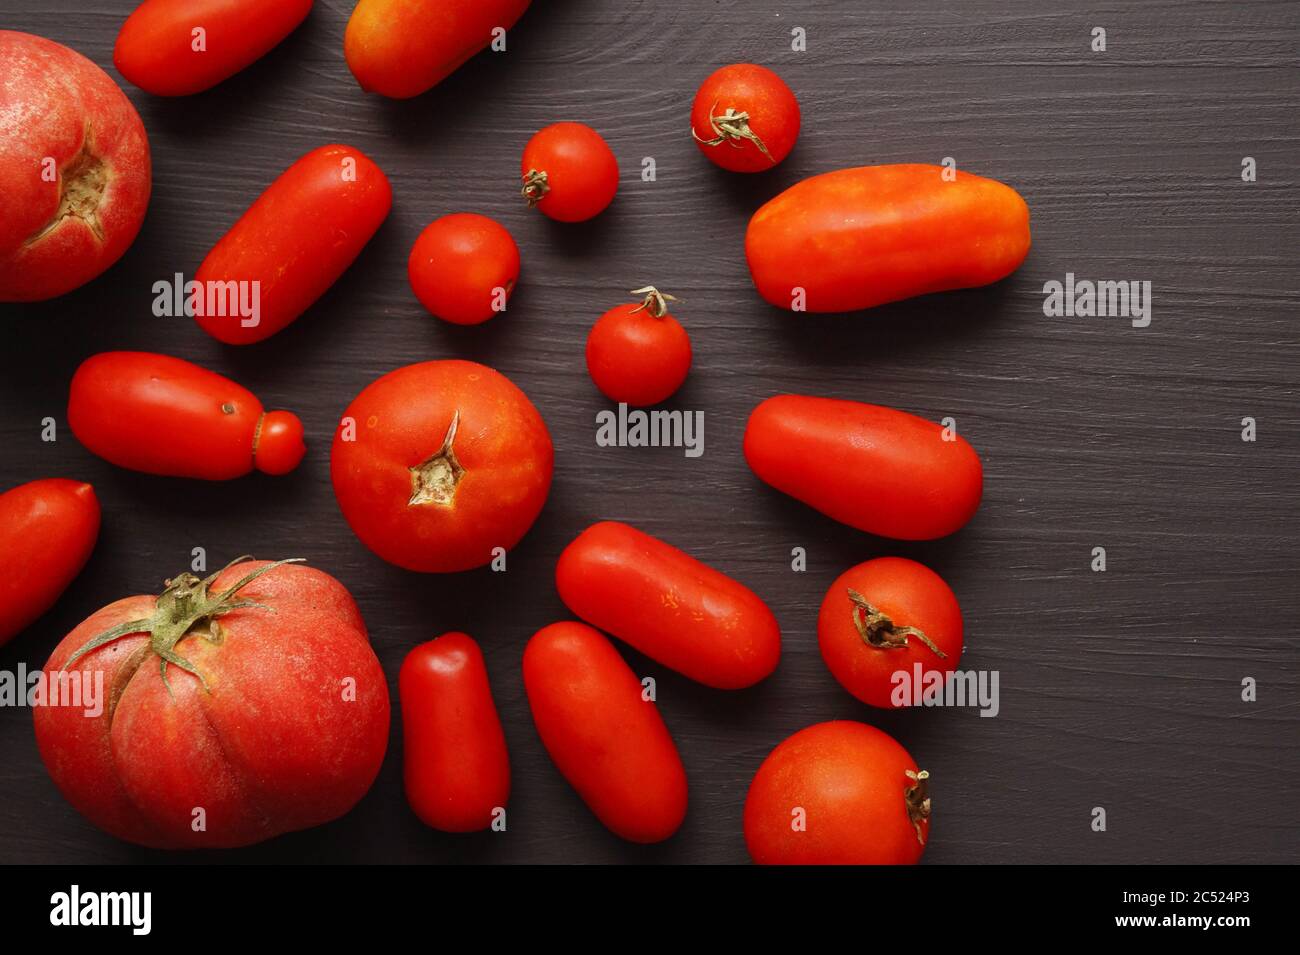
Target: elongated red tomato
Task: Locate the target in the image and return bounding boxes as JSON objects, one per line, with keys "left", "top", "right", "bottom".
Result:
{"left": 69, "top": 351, "right": 305, "bottom": 480}
{"left": 114, "top": 0, "right": 313, "bottom": 96}
{"left": 0, "top": 479, "right": 100, "bottom": 647}
{"left": 746, "top": 164, "right": 1031, "bottom": 312}
{"left": 744, "top": 395, "right": 982, "bottom": 540}
{"left": 194, "top": 144, "right": 391, "bottom": 344}
{"left": 556, "top": 521, "right": 780, "bottom": 689}
{"left": 523, "top": 621, "right": 687, "bottom": 843}
{"left": 400, "top": 632, "right": 510, "bottom": 832}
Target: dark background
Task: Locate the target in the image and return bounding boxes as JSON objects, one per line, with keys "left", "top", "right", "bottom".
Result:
{"left": 1, "top": 0, "right": 1296, "bottom": 864}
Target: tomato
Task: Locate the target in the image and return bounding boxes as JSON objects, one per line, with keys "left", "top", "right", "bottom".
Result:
{"left": 114, "top": 0, "right": 313, "bottom": 96}
{"left": 34, "top": 558, "right": 390, "bottom": 849}
{"left": 744, "top": 721, "right": 930, "bottom": 864}
{"left": 400, "top": 632, "right": 510, "bottom": 832}
{"left": 408, "top": 213, "right": 520, "bottom": 326}
{"left": 745, "top": 164, "right": 1031, "bottom": 312}
{"left": 585, "top": 287, "right": 691, "bottom": 406}
{"left": 690, "top": 63, "right": 799, "bottom": 172}
{"left": 0, "top": 31, "right": 150, "bottom": 302}
{"left": 520, "top": 123, "right": 619, "bottom": 223}
{"left": 0, "top": 479, "right": 100, "bottom": 648}
{"left": 556, "top": 521, "right": 781, "bottom": 689}
{"left": 744, "top": 394, "right": 982, "bottom": 540}
{"left": 345, "top": 0, "right": 532, "bottom": 99}
{"left": 331, "top": 360, "right": 553, "bottom": 573}
{"left": 193, "top": 144, "right": 391, "bottom": 345}
{"left": 523, "top": 621, "right": 687, "bottom": 843}
{"left": 68, "top": 351, "right": 306, "bottom": 480}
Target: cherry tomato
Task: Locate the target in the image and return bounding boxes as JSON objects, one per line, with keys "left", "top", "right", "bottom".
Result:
{"left": 556, "top": 521, "right": 781, "bottom": 689}
{"left": 68, "top": 351, "right": 305, "bottom": 480}
{"left": 331, "top": 360, "right": 553, "bottom": 573}
{"left": 408, "top": 213, "right": 520, "bottom": 326}
{"left": 584, "top": 287, "right": 691, "bottom": 406}
{"left": 400, "top": 632, "right": 510, "bottom": 832}
{"left": 0, "top": 479, "right": 100, "bottom": 647}
{"left": 523, "top": 621, "right": 687, "bottom": 843}
{"left": 744, "top": 394, "right": 982, "bottom": 540}
{"left": 690, "top": 63, "right": 799, "bottom": 172}
{"left": 520, "top": 122, "right": 618, "bottom": 223}
{"left": 744, "top": 721, "right": 930, "bottom": 865}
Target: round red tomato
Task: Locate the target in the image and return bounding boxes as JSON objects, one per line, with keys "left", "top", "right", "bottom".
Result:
{"left": 520, "top": 122, "right": 618, "bottom": 222}
{"left": 331, "top": 360, "right": 553, "bottom": 573}
{"left": 691, "top": 63, "right": 799, "bottom": 172}
{"left": 744, "top": 721, "right": 930, "bottom": 865}
{"left": 408, "top": 213, "right": 520, "bottom": 325}
{"left": 585, "top": 287, "right": 692, "bottom": 406}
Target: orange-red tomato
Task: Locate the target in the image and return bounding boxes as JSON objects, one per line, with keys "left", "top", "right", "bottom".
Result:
{"left": 690, "top": 63, "right": 799, "bottom": 172}
{"left": 746, "top": 164, "right": 1031, "bottom": 312}
{"left": 520, "top": 123, "right": 619, "bottom": 223}
{"left": 556, "top": 521, "right": 781, "bottom": 689}
{"left": 408, "top": 213, "right": 519, "bottom": 326}
{"left": 585, "top": 287, "right": 691, "bottom": 406}
{"left": 744, "top": 721, "right": 930, "bottom": 865}
{"left": 744, "top": 394, "right": 983, "bottom": 540}
{"left": 523, "top": 621, "right": 687, "bottom": 843}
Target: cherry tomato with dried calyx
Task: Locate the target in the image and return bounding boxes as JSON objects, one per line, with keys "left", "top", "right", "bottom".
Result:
{"left": 690, "top": 63, "right": 799, "bottom": 172}
{"left": 586, "top": 286, "right": 691, "bottom": 406}
{"left": 408, "top": 213, "right": 519, "bottom": 326}
{"left": 520, "top": 122, "right": 618, "bottom": 223}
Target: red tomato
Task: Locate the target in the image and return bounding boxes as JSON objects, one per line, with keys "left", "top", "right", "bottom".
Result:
{"left": 0, "top": 479, "right": 100, "bottom": 647}
{"left": 585, "top": 287, "right": 692, "bottom": 406}
{"left": 819, "top": 558, "right": 963, "bottom": 708}
{"left": 331, "top": 360, "right": 553, "bottom": 573}
{"left": 520, "top": 123, "right": 619, "bottom": 223}
{"left": 193, "top": 144, "right": 391, "bottom": 344}
{"left": 345, "top": 0, "right": 532, "bottom": 99}
{"left": 34, "top": 558, "right": 390, "bottom": 849}
{"left": 744, "top": 394, "right": 982, "bottom": 540}
{"left": 690, "top": 63, "right": 799, "bottom": 172}
{"left": 746, "top": 164, "right": 1031, "bottom": 312}
{"left": 0, "top": 31, "right": 150, "bottom": 302}
{"left": 114, "top": 0, "right": 313, "bottom": 96}
{"left": 556, "top": 521, "right": 781, "bottom": 689}
{"left": 68, "top": 351, "right": 305, "bottom": 480}
{"left": 744, "top": 721, "right": 930, "bottom": 864}
{"left": 400, "top": 632, "right": 510, "bottom": 832}
{"left": 408, "top": 213, "right": 520, "bottom": 326}
{"left": 523, "top": 621, "right": 687, "bottom": 843}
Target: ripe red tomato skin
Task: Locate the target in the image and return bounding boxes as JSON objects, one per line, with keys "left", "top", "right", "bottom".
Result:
{"left": 194, "top": 144, "right": 391, "bottom": 344}
{"left": 691, "top": 63, "right": 800, "bottom": 173}
{"left": 400, "top": 632, "right": 510, "bottom": 832}
{"left": 585, "top": 303, "right": 692, "bottom": 406}
{"left": 114, "top": 0, "right": 314, "bottom": 96}
{"left": 408, "top": 213, "right": 520, "bottom": 326}
{"left": 0, "top": 479, "right": 100, "bottom": 647}
{"left": 523, "top": 621, "right": 687, "bottom": 843}
{"left": 556, "top": 521, "right": 781, "bottom": 689}
{"left": 744, "top": 394, "right": 983, "bottom": 540}
{"left": 521, "top": 123, "right": 619, "bottom": 223}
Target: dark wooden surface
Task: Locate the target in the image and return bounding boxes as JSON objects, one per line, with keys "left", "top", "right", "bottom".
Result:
{"left": 1, "top": 0, "right": 1296, "bottom": 865}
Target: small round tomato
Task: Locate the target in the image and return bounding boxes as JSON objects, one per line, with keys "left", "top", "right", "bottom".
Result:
{"left": 691, "top": 63, "right": 799, "bottom": 173}
{"left": 585, "top": 287, "right": 691, "bottom": 406}
{"left": 744, "top": 721, "right": 930, "bottom": 865}
{"left": 408, "top": 213, "right": 520, "bottom": 326}
{"left": 520, "top": 122, "right": 618, "bottom": 222}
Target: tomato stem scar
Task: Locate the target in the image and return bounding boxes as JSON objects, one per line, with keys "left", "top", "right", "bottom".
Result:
{"left": 520, "top": 169, "right": 549, "bottom": 206}
{"left": 904, "top": 769, "right": 931, "bottom": 845}
{"left": 628, "top": 286, "right": 680, "bottom": 319}
{"left": 691, "top": 101, "right": 774, "bottom": 163}
{"left": 409, "top": 410, "right": 465, "bottom": 507}
{"left": 846, "top": 588, "right": 947, "bottom": 658}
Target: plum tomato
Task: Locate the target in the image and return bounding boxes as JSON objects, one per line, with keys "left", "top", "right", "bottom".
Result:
{"left": 690, "top": 63, "right": 799, "bottom": 172}
{"left": 520, "top": 122, "right": 618, "bottom": 223}
{"left": 408, "top": 213, "right": 520, "bottom": 326}
{"left": 585, "top": 286, "right": 692, "bottom": 406}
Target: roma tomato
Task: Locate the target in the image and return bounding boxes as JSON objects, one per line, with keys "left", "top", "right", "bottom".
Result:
{"left": 0, "top": 31, "right": 150, "bottom": 302}
{"left": 331, "top": 360, "right": 553, "bottom": 573}
{"left": 0, "top": 479, "right": 100, "bottom": 647}
{"left": 114, "top": 0, "right": 313, "bottom": 96}
{"left": 68, "top": 351, "right": 306, "bottom": 480}
{"left": 400, "top": 633, "right": 510, "bottom": 832}
{"left": 556, "top": 521, "right": 780, "bottom": 689}
{"left": 745, "top": 164, "right": 1031, "bottom": 312}
{"left": 744, "top": 721, "right": 930, "bottom": 865}
{"left": 523, "top": 621, "right": 687, "bottom": 843}
{"left": 345, "top": 0, "right": 532, "bottom": 99}
{"left": 744, "top": 394, "right": 982, "bottom": 540}
{"left": 194, "top": 144, "right": 391, "bottom": 344}
{"left": 520, "top": 123, "right": 618, "bottom": 223}
{"left": 586, "top": 287, "right": 691, "bottom": 406}
{"left": 819, "top": 558, "right": 963, "bottom": 708}
{"left": 408, "top": 213, "right": 519, "bottom": 326}
{"left": 690, "top": 63, "right": 799, "bottom": 172}
{"left": 34, "top": 558, "right": 390, "bottom": 849}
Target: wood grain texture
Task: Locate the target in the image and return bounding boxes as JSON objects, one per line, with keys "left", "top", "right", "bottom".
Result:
{"left": 0, "top": 0, "right": 1296, "bottom": 864}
